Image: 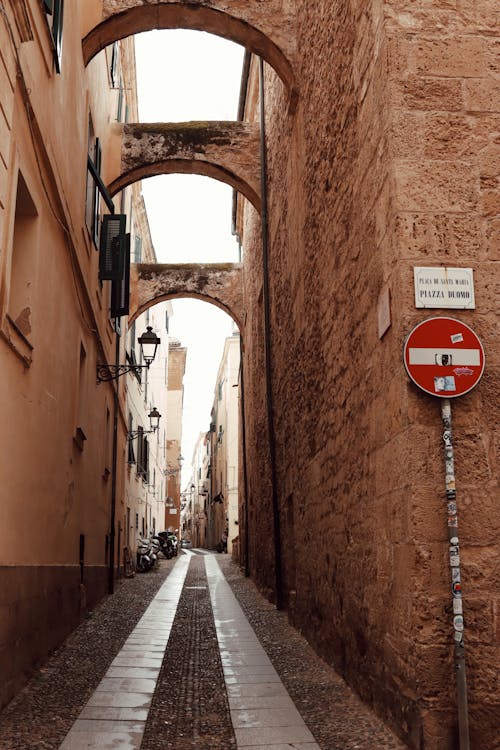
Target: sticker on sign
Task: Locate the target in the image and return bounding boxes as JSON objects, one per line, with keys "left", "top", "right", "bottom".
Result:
{"left": 403, "top": 317, "right": 485, "bottom": 398}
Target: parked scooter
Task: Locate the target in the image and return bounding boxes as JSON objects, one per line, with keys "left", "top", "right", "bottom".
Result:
{"left": 167, "top": 532, "right": 178, "bottom": 557}
{"left": 150, "top": 535, "right": 161, "bottom": 564}
{"left": 136, "top": 536, "right": 154, "bottom": 572}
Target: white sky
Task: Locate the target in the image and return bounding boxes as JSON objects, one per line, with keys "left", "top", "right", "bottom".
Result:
{"left": 134, "top": 30, "right": 244, "bottom": 485}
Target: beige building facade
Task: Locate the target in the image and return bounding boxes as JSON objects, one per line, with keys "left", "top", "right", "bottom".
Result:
{"left": 0, "top": 2, "right": 170, "bottom": 708}
{"left": 207, "top": 331, "right": 240, "bottom": 555}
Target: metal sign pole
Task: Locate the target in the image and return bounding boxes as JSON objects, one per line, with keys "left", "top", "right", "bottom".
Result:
{"left": 441, "top": 398, "right": 470, "bottom": 750}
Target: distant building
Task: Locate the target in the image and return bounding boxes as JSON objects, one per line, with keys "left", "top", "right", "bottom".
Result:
{"left": 207, "top": 331, "right": 240, "bottom": 555}
{"left": 164, "top": 337, "right": 187, "bottom": 532}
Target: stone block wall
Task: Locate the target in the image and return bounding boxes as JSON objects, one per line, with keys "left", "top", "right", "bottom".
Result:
{"left": 240, "top": 1, "right": 499, "bottom": 748}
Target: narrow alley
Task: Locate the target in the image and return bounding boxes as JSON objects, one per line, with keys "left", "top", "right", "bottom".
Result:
{"left": 0, "top": 553, "right": 406, "bottom": 750}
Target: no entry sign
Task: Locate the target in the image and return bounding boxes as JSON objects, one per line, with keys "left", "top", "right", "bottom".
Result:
{"left": 403, "top": 317, "right": 485, "bottom": 398}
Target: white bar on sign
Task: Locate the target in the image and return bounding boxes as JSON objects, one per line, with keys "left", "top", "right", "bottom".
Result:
{"left": 409, "top": 348, "right": 480, "bottom": 366}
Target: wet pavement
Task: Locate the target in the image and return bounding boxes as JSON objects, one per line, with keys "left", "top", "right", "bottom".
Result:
{"left": 0, "top": 552, "right": 407, "bottom": 749}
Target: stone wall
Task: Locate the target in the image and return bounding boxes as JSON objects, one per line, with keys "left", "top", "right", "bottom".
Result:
{"left": 240, "top": 1, "right": 499, "bottom": 748}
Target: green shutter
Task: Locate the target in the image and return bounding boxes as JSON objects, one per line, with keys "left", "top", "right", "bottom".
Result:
{"left": 99, "top": 214, "right": 126, "bottom": 280}
{"left": 110, "top": 233, "right": 131, "bottom": 318}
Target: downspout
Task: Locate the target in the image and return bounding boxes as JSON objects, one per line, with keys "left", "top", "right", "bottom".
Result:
{"left": 108, "top": 323, "right": 120, "bottom": 594}
{"left": 231, "top": 49, "right": 252, "bottom": 252}
{"left": 259, "top": 57, "right": 283, "bottom": 610}
{"left": 239, "top": 338, "right": 250, "bottom": 577}
{"left": 233, "top": 49, "right": 252, "bottom": 579}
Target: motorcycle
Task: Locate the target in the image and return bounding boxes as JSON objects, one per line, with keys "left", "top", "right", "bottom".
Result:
{"left": 157, "top": 531, "right": 177, "bottom": 559}
{"left": 136, "top": 536, "right": 154, "bottom": 572}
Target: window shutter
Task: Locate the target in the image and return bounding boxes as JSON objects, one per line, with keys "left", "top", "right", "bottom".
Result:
{"left": 110, "top": 42, "right": 118, "bottom": 88}
{"left": 144, "top": 438, "right": 149, "bottom": 484}
{"left": 43, "top": 0, "right": 54, "bottom": 13}
{"left": 117, "top": 77, "right": 124, "bottom": 122}
{"left": 91, "top": 138, "right": 102, "bottom": 246}
{"left": 52, "top": 0, "right": 64, "bottom": 73}
{"left": 136, "top": 426, "right": 144, "bottom": 475}
{"left": 110, "top": 233, "right": 130, "bottom": 318}
{"left": 99, "top": 214, "right": 126, "bottom": 280}
{"left": 127, "top": 413, "right": 136, "bottom": 464}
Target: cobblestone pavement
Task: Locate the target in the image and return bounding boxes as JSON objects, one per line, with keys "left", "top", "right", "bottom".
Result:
{"left": 0, "top": 553, "right": 408, "bottom": 750}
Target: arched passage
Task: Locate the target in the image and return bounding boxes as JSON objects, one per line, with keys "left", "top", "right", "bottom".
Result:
{"left": 82, "top": 1, "right": 298, "bottom": 104}
{"left": 109, "top": 122, "right": 261, "bottom": 213}
{"left": 129, "top": 262, "right": 244, "bottom": 334}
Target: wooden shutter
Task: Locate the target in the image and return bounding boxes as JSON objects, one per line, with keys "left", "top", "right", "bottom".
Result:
{"left": 110, "top": 42, "right": 118, "bottom": 88}
{"left": 110, "top": 233, "right": 130, "bottom": 318}
{"left": 144, "top": 437, "right": 149, "bottom": 484}
{"left": 136, "top": 426, "right": 144, "bottom": 476}
{"left": 127, "top": 413, "right": 135, "bottom": 464}
{"left": 91, "top": 138, "right": 102, "bottom": 245}
{"left": 99, "top": 214, "right": 126, "bottom": 280}
{"left": 52, "top": 0, "right": 64, "bottom": 73}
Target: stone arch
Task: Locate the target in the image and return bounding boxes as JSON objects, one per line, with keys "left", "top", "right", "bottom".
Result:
{"left": 130, "top": 263, "right": 245, "bottom": 334}
{"left": 82, "top": 1, "right": 298, "bottom": 104}
{"left": 109, "top": 122, "right": 261, "bottom": 213}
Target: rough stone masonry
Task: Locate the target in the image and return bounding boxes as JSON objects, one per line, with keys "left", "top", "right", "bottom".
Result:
{"left": 238, "top": 2, "right": 499, "bottom": 749}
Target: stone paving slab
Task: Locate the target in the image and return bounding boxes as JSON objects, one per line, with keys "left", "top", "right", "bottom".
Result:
{"left": 234, "top": 724, "right": 317, "bottom": 746}
{"left": 86, "top": 691, "right": 153, "bottom": 708}
{"left": 106, "top": 666, "right": 161, "bottom": 679}
{"left": 70, "top": 720, "right": 145, "bottom": 732}
{"left": 228, "top": 695, "right": 295, "bottom": 710}
{"left": 59, "top": 731, "right": 143, "bottom": 750}
{"left": 95, "top": 678, "right": 157, "bottom": 693}
{"left": 227, "top": 683, "right": 290, "bottom": 697}
{"left": 231, "top": 706, "right": 304, "bottom": 728}
{"left": 78, "top": 705, "right": 149, "bottom": 721}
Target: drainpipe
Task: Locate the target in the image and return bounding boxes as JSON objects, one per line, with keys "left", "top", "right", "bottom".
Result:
{"left": 108, "top": 322, "right": 120, "bottom": 594}
{"left": 232, "top": 50, "right": 252, "bottom": 257}
{"left": 259, "top": 57, "right": 284, "bottom": 610}
{"left": 239, "top": 338, "right": 250, "bottom": 577}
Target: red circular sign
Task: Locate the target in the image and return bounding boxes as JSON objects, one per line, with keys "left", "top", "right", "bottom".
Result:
{"left": 403, "top": 317, "right": 485, "bottom": 398}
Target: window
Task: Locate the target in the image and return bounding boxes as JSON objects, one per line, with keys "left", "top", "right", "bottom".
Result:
{"left": 8, "top": 172, "right": 38, "bottom": 338}
{"left": 110, "top": 42, "right": 118, "bottom": 88}
{"left": 133, "top": 235, "right": 142, "bottom": 263}
{"left": 44, "top": 0, "right": 64, "bottom": 73}
{"left": 126, "top": 321, "right": 141, "bottom": 383}
{"left": 127, "top": 412, "right": 135, "bottom": 464}
{"left": 137, "top": 428, "right": 149, "bottom": 483}
{"left": 116, "top": 75, "right": 123, "bottom": 121}
{"left": 135, "top": 512, "right": 139, "bottom": 530}
{"left": 85, "top": 117, "right": 101, "bottom": 247}
{"left": 110, "top": 234, "right": 130, "bottom": 318}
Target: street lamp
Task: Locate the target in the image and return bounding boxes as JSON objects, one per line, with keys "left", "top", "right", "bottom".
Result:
{"left": 97, "top": 326, "right": 161, "bottom": 382}
{"left": 128, "top": 407, "right": 161, "bottom": 439}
